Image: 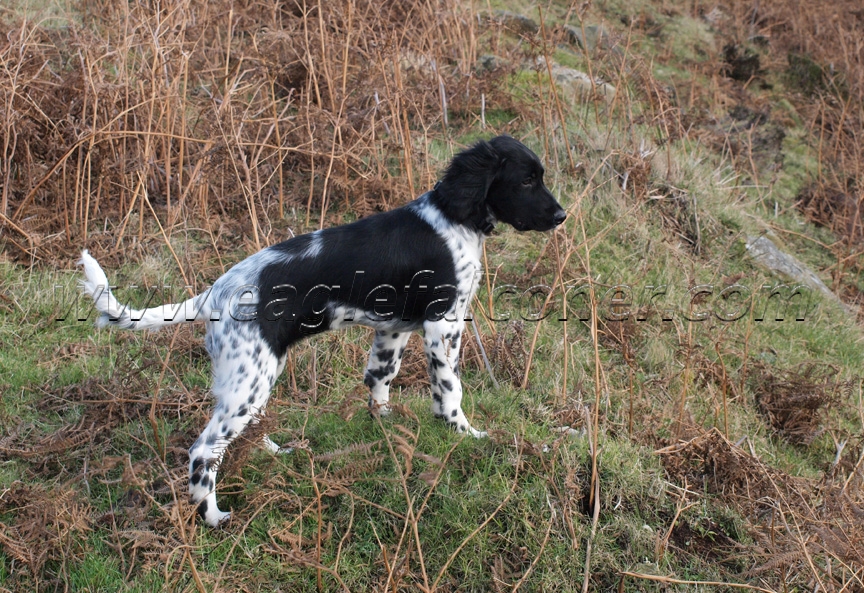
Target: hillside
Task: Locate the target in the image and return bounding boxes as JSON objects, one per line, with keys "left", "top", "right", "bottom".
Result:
{"left": 1, "top": 0, "right": 863, "bottom": 591}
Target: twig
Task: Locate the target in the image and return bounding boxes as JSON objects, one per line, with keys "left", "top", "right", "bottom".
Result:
{"left": 430, "top": 438, "right": 521, "bottom": 591}
{"left": 511, "top": 494, "right": 555, "bottom": 593}
{"left": 470, "top": 315, "right": 499, "bottom": 389}
{"left": 621, "top": 572, "right": 778, "bottom": 592}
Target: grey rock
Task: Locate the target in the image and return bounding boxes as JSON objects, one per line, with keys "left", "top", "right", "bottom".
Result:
{"left": 477, "top": 54, "right": 507, "bottom": 73}
{"left": 563, "top": 24, "right": 612, "bottom": 52}
{"left": 746, "top": 235, "right": 848, "bottom": 312}
{"left": 491, "top": 10, "right": 539, "bottom": 36}
{"left": 543, "top": 60, "right": 616, "bottom": 102}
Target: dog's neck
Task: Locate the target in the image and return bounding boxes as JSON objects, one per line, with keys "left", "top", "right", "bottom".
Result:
{"left": 477, "top": 214, "right": 496, "bottom": 235}
{"left": 429, "top": 183, "right": 496, "bottom": 236}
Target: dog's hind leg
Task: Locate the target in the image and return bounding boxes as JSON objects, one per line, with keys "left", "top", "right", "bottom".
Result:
{"left": 423, "top": 320, "right": 487, "bottom": 438}
{"left": 189, "top": 322, "right": 281, "bottom": 526}
{"left": 364, "top": 330, "right": 412, "bottom": 415}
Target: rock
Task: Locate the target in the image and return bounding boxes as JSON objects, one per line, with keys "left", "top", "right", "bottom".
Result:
{"left": 562, "top": 24, "right": 612, "bottom": 52}
{"left": 546, "top": 62, "right": 616, "bottom": 102}
{"left": 477, "top": 54, "right": 507, "bottom": 73}
{"left": 490, "top": 10, "right": 539, "bottom": 36}
{"left": 745, "top": 235, "right": 849, "bottom": 312}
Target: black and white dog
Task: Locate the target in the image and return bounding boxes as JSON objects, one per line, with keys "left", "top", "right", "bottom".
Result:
{"left": 80, "top": 135, "right": 566, "bottom": 526}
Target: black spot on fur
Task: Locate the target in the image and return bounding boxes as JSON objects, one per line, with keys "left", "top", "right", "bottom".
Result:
{"left": 364, "top": 373, "right": 376, "bottom": 388}
{"left": 432, "top": 393, "right": 442, "bottom": 404}
{"left": 197, "top": 499, "right": 208, "bottom": 519}
{"left": 237, "top": 406, "right": 248, "bottom": 417}
{"left": 200, "top": 475, "right": 210, "bottom": 489}
{"left": 451, "top": 409, "right": 458, "bottom": 417}
{"left": 440, "top": 379, "right": 453, "bottom": 392}
{"left": 378, "top": 349, "right": 394, "bottom": 362}
{"left": 369, "top": 365, "right": 393, "bottom": 380}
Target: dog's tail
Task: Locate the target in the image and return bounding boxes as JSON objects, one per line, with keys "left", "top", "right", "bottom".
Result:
{"left": 79, "top": 250, "right": 209, "bottom": 330}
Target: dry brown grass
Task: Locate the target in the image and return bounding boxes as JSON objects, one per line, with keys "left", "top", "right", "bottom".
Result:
{"left": 659, "top": 429, "right": 864, "bottom": 592}
{"left": 0, "top": 0, "right": 520, "bottom": 265}
{"left": 709, "top": 0, "right": 864, "bottom": 283}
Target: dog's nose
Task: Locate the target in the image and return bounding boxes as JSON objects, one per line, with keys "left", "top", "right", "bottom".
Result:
{"left": 553, "top": 209, "right": 567, "bottom": 226}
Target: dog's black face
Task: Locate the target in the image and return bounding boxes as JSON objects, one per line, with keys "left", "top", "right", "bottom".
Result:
{"left": 432, "top": 135, "right": 567, "bottom": 233}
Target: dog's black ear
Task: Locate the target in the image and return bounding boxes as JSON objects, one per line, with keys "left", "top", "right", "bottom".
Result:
{"left": 432, "top": 140, "right": 501, "bottom": 227}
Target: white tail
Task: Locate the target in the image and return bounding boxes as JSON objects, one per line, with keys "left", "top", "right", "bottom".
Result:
{"left": 78, "top": 250, "right": 206, "bottom": 330}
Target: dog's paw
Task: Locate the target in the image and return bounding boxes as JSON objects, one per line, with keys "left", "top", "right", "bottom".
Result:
{"left": 368, "top": 402, "right": 391, "bottom": 417}
{"left": 212, "top": 511, "right": 232, "bottom": 527}
{"left": 197, "top": 499, "right": 231, "bottom": 528}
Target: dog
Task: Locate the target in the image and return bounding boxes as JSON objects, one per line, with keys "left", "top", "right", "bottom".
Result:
{"left": 79, "top": 135, "right": 566, "bottom": 526}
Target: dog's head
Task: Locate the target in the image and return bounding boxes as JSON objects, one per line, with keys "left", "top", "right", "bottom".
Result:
{"left": 432, "top": 135, "right": 567, "bottom": 233}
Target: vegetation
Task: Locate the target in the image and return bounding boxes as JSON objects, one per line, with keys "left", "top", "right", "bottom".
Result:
{"left": 1, "top": 0, "right": 863, "bottom": 591}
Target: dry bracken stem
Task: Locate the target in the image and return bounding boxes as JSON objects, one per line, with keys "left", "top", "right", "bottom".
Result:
{"left": 621, "top": 572, "right": 778, "bottom": 592}
{"left": 553, "top": 231, "right": 571, "bottom": 405}
{"left": 581, "top": 466, "right": 600, "bottom": 593}
{"left": 520, "top": 229, "right": 574, "bottom": 390}
{"left": 578, "top": 205, "right": 604, "bottom": 593}
{"left": 215, "top": 491, "right": 284, "bottom": 589}
{"left": 538, "top": 7, "right": 575, "bottom": 171}
{"left": 124, "top": 435, "right": 206, "bottom": 593}
{"left": 376, "top": 420, "right": 430, "bottom": 592}
{"left": 510, "top": 495, "right": 555, "bottom": 593}
{"left": 333, "top": 495, "right": 355, "bottom": 576}
{"left": 150, "top": 325, "right": 182, "bottom": 460}
{"left": 311, "top": 451, "right": 324, "bottom": 591}
{"left": 675, "top": 302, "right": 694, "bottom": 440}
{"left": 430, "top": 440, "right": 521, "bottom": 592}
{"left": 715, "top": 338, "right": 730, "bottom": 439}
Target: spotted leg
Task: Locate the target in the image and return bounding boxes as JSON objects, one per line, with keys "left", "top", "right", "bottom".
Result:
{"left": 364, "top": 330, "right": 412, "bottom": 415}
{"left": 189, "top": 322, "right": 282, "bottom": 527}
{"left": 423, "top": 319, "right": 487, "bottom": 438}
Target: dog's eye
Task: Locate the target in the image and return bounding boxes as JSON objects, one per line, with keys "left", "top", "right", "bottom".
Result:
{"left": 522, "top": 175, "right": 535, "bottom": 187}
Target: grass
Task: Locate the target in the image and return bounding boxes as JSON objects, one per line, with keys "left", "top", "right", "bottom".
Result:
{"left": 2, "top": 0, "right": 864, "bottom": 591}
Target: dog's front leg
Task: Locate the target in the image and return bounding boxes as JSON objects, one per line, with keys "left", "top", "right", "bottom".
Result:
{"left": 364, "top": 330, "right": 412, "bottom": 415}
{"left": 423, "top": 320, "right": 487, "bottom": 438}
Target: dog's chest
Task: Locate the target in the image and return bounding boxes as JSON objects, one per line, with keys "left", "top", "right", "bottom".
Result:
{"left": 440, "top": 226, "right": 483, "bottom": 318}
